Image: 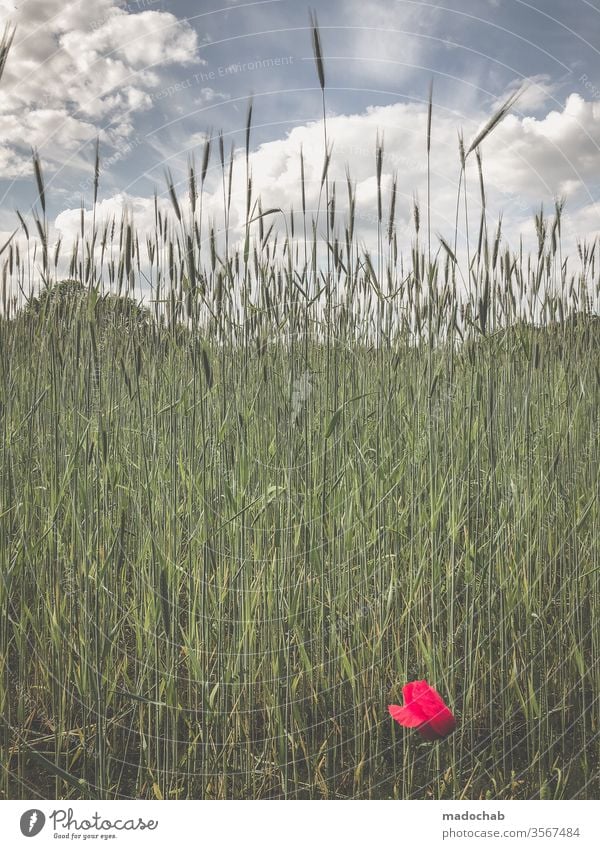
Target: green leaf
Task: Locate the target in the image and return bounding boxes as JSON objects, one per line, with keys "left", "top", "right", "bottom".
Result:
{"left": 325, "top": 408, "right": 343, "bottom": 438}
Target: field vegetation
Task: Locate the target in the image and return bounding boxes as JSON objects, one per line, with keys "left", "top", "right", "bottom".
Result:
{"left": 0, "top": 21, "right": 599, "bottom": 799}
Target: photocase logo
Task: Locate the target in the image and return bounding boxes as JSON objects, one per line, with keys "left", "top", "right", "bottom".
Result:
{"left": 19, "top": 810, "right": 46, "bottom": 837}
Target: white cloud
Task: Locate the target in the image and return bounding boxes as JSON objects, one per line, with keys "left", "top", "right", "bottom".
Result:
{"left": 493, "top": 74, "right": 559, "bottom": 112}
{"left": 0, "top": 0, "right": 199, "bottom": 176}
{"left": 55, "top": 191, "right": 161, "bottom": 238}
{"left": 50, "top": 92, "right": 600, "bottom": 278}
{"left": 479, "top": 94, "right": 600, "bottom": 203}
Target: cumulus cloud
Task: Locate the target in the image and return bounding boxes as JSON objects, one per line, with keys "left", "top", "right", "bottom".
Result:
{"left": 55, "top": 190, "right": 161, "bottom": 239}
{"left": 50, "top": 91, "right": 600, "bottom": 275}
{"left": 493, "top": 74, "right": 559, "bottom": 112}
{"left": 480, "top": 94, "right": 600, "bottom": 204}
{"left": 0, "top": 0, "right": 199, "bottom": 176}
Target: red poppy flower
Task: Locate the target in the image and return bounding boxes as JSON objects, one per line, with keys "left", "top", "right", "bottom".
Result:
{"left": 388, "top": 680, "right": 456, "bottom": 741}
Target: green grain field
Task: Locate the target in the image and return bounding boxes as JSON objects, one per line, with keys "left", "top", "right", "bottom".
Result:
{"left": 0, "top": 21, "right": 599, "bottom": 800}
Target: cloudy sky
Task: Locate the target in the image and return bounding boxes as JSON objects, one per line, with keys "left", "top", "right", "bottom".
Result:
{"left": 1, "top": 0, "right": 600, "bottom": 268}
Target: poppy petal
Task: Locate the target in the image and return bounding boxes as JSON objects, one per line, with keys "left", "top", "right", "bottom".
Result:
{"left": 390, "top": 680, "right": 456, "bottom": 740}
{"left": 417, "top": 722, "right": 444, "bottom": 742}
{"left": 402, "top": 679, "right": 430, "bottom": 706}
{"left": 388, "top": 704, "right": 424, "bottom": 728}
{"left": 423, "top": 706, "right": 456, "bottom": 738}
{"left": 411, "top": 685, "right": 456, "bottom": 737}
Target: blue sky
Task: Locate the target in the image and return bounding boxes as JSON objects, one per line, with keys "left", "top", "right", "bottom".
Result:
{"left": 1, "top": 0, "right": 600, "bottom": 261}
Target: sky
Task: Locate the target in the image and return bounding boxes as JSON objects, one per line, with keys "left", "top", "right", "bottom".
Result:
{"left": 1, "top": 0, "right": 600, "bottom": 276}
